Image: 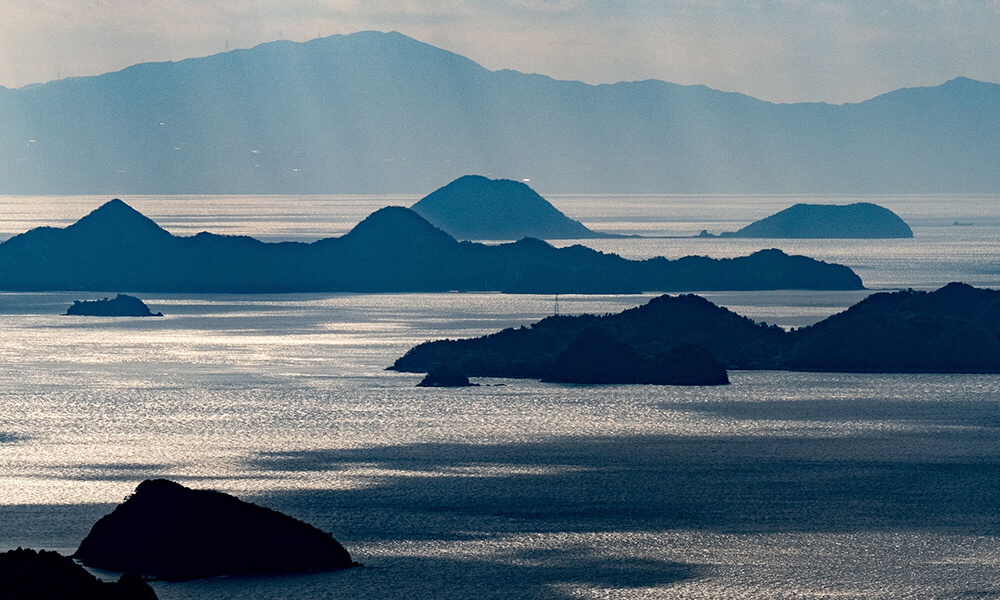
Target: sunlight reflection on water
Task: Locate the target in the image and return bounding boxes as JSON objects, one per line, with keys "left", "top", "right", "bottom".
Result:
{"left": 0, "top": 193, "right": 999, "bottom": 598}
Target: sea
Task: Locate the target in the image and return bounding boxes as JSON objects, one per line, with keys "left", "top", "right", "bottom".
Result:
{"left": 1, "top": 194, "right": 999, "bottom": 599}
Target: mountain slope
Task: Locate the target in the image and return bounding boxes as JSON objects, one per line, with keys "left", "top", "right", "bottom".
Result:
{"left": 1, "top": 32, "right": 996, "bottom": 194}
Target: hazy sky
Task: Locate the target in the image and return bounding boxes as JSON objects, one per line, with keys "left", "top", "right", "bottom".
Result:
{"left": 1, "top": 0, "right": 997, "bottom": 103}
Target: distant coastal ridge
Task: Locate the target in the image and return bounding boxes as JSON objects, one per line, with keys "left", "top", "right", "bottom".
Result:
{"left": 0, "top": 31, "right": 997, "bottom": 194}
{"left": 0, "top": 199, "right": 863, "bottom": 294}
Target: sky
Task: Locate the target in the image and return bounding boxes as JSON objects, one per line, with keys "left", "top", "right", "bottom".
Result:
{"left": 0, "top": 0, "right": 998, "bottom": 104}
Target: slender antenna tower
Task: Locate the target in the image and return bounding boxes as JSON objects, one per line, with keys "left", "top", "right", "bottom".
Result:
{"left": 554, "top": 294, "right": 560, "bottom": 316}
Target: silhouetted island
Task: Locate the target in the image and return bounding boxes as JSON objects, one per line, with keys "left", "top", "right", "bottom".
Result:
{"left": 711, "top": 202, "right": 913, "bottom": 238}
{"left": 411, "top": 175, "right": 619, "bottom": 240}
{"left": 417, "top": 366, "right": 478, "bottom": 387}
{"left": 0, "top": 547, "right": 157, "bottom": 599}
{"left": 0, "top": 199, "right": 864, "bottom": 294}
{"left": 391, "top": 282, "right": 1000, "bottom": 378}
{"left": 65, "top": 294, "right": 163, "bottom": 317}
{"left": 74, "top": 479, "right": 357, "bottom": 581}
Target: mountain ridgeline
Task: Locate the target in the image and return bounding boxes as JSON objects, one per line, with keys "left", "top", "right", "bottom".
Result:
{"left": 391, "top": 283, "right": 1000, "bottom": 379}
{"left": 0, "top": 199, "right": 863, "bottom": 294}
{"left": 1, "top": 31, "right": 998, "bottom": 194}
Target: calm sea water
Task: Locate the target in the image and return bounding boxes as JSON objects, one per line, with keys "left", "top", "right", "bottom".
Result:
{"left": 1, "top": 195, "right": 999, "bottom": 598}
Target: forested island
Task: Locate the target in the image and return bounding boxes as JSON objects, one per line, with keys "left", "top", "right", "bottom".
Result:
{"left": 0, "top": 199, "right": 863, "bottom": 294}
{"left": 708, "top": 202, "right": 914, "bottom": 239}
{"left": 411, "top": 175, "right": 619, "bottom": 240}
{"left": 391, "top": 282, "right": 1000, "bottom": 382}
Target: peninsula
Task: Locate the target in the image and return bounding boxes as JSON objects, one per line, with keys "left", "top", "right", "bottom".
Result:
{"left": 0, "top": 199, "right": 864, "bottom": 294}
{"left": 391, "top": 283, "right": 1000, "bottom": 379}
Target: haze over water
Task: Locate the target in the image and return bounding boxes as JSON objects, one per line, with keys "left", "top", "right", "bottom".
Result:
{"left": 1, "top": 194, "right": 999, "bottom": 598}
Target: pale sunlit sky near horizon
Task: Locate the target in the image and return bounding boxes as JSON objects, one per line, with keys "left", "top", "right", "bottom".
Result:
{"left": 0, "top": 0, "right": 998, "bottom": 104}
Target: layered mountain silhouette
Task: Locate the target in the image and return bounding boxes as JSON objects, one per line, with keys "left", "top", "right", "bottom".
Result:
{"left": 0, "top": 199, "right": 863, "bottom": 294}
{"left": 1, "top": 31, "right": 997, "bottom": 194}
{"left": 709, "top": 202, "right": 914, "bottom": 238}
{"left": 411, "top": 175, "right": 615, "bottom": 239}
{"left": 391, "top": 283, "right": 1000, "bottom": 378}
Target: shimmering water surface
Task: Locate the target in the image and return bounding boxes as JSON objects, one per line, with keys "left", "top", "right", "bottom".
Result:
{"left": 1, "top": 195, "right": 999, "bottom": 599}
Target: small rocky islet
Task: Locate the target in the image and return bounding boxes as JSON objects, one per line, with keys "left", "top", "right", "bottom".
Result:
{"left": 65, "top": 294, "right": 163, "bottom": 317}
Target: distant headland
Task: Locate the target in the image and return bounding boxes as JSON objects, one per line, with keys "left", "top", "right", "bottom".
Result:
{"left": 391, "top": 282, "right": 1000, "bottom": 381}
{"left": 411, "top": 175, "right": 621, "bottom": 240}
{"left": 0, "top": 199, "right": 864, "bottom": 294}
{"left": 700, "top": 203, "right": 914, "bottom": 239}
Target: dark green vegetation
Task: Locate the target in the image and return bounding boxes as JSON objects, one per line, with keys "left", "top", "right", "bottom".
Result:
{"left": 65, "top": 294, "right": 163, "bottom": 317}
{"left": 717, "top": 202, "right": 914, "bottom": 238}
{"left": 0, "top": 547, "right": 157, "bottom": 600}
{"left": 391, "top": 283, "right": 1000, "bottom": 379}
{"left": 74, "top": 479, "right": 355, "bottom": 580}
{"left": 0, "top": 199, "right": 863, "bottom": 294}
{"left": 1, "top": 31, "right": 997, "bottom": 194}
{"left": 411, "top": 175, "right": 616, "bottom": 240}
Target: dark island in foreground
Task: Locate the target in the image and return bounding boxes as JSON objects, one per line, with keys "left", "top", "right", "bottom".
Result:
{"left": 411, "top": 175, "right": 620, "bottom": 240}
{"left": 74, "top": 479, "right": 356, "bottom": 581}
{"left": 0, "top": 547, "right": 156, "bottom": 599}
{"left": 703, "top": 202, "right": 914, "bottom": 239}
{"left": 391, "top": 282, "right": 1000, "bottom": 382}
{"left": 65, "top": 294, "right": 163, "bottom": 317}
{"left": 0, "top": 199, "right": 863, "bottom": 294}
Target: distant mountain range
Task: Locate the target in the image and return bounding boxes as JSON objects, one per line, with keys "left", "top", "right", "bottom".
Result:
{"left": 0, "top": 199, "right": 862, "bottom": 294}
{"left": 1, "top": 31, "right": 997, "bottom": 194}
